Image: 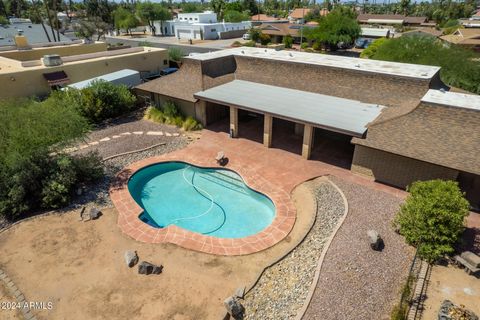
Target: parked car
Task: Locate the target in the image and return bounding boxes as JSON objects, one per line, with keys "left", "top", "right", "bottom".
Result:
{"left": 242, "top": 33, "right": 251, "bottom": 41}
{"left": 355, "top": 38, "right": 373, "bottom": 49}
{"left": 160, "top": 68, "right": 178, "bottom": 76}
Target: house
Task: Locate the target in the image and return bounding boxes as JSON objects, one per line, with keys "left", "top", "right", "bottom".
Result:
{"left": 152, "top": 11, "right": 251, "bottom": 40}
{"left": 357, "top": 14, "right": 428, "bottom": 27}
{"left": 288, "top": 8, "right": 328, "bottom": 24}
{"left": 66, "top": 69, "right": 141, "bottom": 90}
{"left": 251, "top": 14, "right": 288, "bottom": 24}
{"left": 440, "top": 28, "right": 480, "bottom": 51}
{"left": 0, "top": 41, "right": 168, "bottom": 98}
{"left": 135, "top": 47, "right": 480, "bottom": 208}
{"left": 0, "top": 18, "right": 72, "bottom": 48}
{"left": 460, "top": 18, "right": 480, "bottom": 28}
{"left": 257, "top": 23, "right": 315, "bottom": 44}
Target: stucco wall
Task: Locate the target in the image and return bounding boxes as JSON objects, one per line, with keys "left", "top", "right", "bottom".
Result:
{"left": 0, "top": 42, "right": 108, "bottom": 61}
{"left": 0, "top": 49, "right": 168, "bottom": 98}
{"left": 234, "top": 56, "right": 432, "bottom": 107}
{"left": 351, "top": 145, "right": 459, "bottom": 189}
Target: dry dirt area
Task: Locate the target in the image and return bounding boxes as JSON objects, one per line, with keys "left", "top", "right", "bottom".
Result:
{"left": 423, "top": 264, "right": 480, "bottom": 319}
{"left": 0, "top": 281, "right": 21, "bottom": 319}
{"left": 0, "top": 184, "right": 316, "bottom": 320}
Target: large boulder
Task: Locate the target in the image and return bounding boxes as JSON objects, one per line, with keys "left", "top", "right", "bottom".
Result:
{"left": 138, "top": 261, "right": 163, "bottom": 275}
{"left": 224, "top": 296, "right": 244, "bottom": 319}
{"left": 89, "top": 207, "right": 101, "bottom": 220}
{"left": 124, "top": 250, "right": 139, "bottom": 268}
{"left": 367, "top": 230, "right": 384, "bottom": 251}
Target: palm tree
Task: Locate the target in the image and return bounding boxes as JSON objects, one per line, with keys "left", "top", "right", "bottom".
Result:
{"left": 31, "top": 0, "right": 52, "bottom": 42}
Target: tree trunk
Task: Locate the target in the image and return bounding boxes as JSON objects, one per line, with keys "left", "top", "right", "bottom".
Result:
{"left": 32, "top": 0, "right": 52, "bottom": 42}
{"left": 44, "top": 1, "right": 57, "bottom": 42}
{"left": 52, "top": 0, "right": 60, "bottom": 41}
{"left": 150, "top": 21, "right": 156, "bottom": 36}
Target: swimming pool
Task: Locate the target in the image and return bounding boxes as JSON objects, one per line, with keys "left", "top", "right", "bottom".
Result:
{"left": 128, "top": 162, "right": 276, "bottom": 238}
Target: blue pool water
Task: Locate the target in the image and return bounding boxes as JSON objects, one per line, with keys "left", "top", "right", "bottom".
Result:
{"left": 128, "top": 162, "right": 276, "bottom": 238}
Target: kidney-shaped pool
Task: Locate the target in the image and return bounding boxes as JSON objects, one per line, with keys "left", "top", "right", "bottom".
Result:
{"left": 128, "top": 162, "right": 276, "bottom": 238}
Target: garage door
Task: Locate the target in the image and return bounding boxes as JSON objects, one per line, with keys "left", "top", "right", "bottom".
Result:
{"left": 177, "top": 30, "right": 191, "bottom": 40}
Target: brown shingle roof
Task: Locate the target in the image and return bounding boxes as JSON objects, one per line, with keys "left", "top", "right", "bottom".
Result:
{"left": 251, "top": 14, "right": 283, "bottom": 21}
{"left": 354, "top": 101, "right": 480, "bottom": 175}
{"left": 404, "top": 16, "right": 428, "bottom": 24}
{"left": 290, "top": 8, "right": 311, "bottom": 19}
{"left": 440, "top": 28, "right": 480, "bottom": 45}
{"left": 357, "top": 14, "right": 405, "bottom": 22}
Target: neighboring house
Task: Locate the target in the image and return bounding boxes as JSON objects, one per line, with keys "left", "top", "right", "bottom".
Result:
{"left": 135, "top": 47, "right": 480, "bottom": 208}
{"left": 288, "top": 8, "right": 328, "bottom": 24}
{"left": 460, "top": 18, "right": 480, "bottom": 28}
{"left": 257, "top": 23, "right": 315, "bottom": 44}
{"left": 0, "top": 41, "right": 168, "bottom": 98}
{"left": 401, "top": 28, "right": 442, "bottom": 38}
{"left": 0, "top": 18, "right": 71, "bottom": 48}
{"left": 357, "top": 14, "right": 428, "bottom": 27}
{"left": 67, "top": 69, "right": 141, "bottom": 90}
{"left": 250, "top": 14, "right": 289, "bottom": 26}
{"left": 151, "top": 11, "right": 251, "bottom": 40}
{"left": 361, "top": 27, "right": 390, "bottom": 39}
{"left": 440, "top": 28, "right": 480, "bottom": 51}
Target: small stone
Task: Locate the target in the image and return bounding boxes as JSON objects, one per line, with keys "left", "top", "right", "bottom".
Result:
{"left": 224, "top": 296, "right": 244, "bottom": 319}
{"left": 124, "top": 250, "right": 139, "bottom": 268}
{"left": 138, "top": 261, "right": 163, "bottom": 275}
{"left": 172, "top": 133, "right": 180, "bottom": 137}
{"left": 99, "top": 137, "right": 111, "bottom": 142}
{"left": 165, "top": 132, "right": 172, "bottom": 137}
{"left": 133, "top": 131, "right": 143, "bottom": 135}
{"left": 88, "top": 141, "right": 99, "bottom": 146}
{"left": 367, "top": 230, "right": 383, "bottom": 251}
{"left": 89, "top": 207, "right": 101, "bottom": 220}
{"left": 146, "top": 131, "right": 163, "bottom": 136}
{"left": 112, "top": 135, "right": 121, "bottom": 139}
{"left": 120, "top": 132, "right": 131, "bottom": 135}
{"left": 234, "top": 286, "right": 246, "bottom": 299}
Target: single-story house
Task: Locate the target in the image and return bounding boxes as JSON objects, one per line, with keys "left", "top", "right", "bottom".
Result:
{"left": 357, "top": 14, "right": 428, "bottom": 26}
{"left": 135, "top": 47, "right": 480, "bottom": 209}
{"left": 361, "top": 27, "right": 390, "bottom": 39}
{"left": 440, "top": 28, "right": 480, "bottom": 51}
{"left": 257, "top": 23, "right": 315, "bottom": 44}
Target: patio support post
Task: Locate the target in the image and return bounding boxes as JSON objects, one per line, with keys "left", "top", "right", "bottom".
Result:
{"left": 302, "top": 124, "right": 314, "bottom": 159}
{"left": 229, "top": 106, "right": 238, "bottom": 138}
{"left": 263, "top": 114, "right": 273, "bottom": 147}
{"left": 195, "top": 100, "right": 207, "bottom": 127}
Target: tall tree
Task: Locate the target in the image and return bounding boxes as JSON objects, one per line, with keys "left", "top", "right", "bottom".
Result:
{"left": 113, "top": 6, "right": 138, "bottom": 35}
{"left": 30, "top": 0, "right": 52, "bottom": 42}
{"left": 136, "top": 1, "right": 171, "bottom": 36}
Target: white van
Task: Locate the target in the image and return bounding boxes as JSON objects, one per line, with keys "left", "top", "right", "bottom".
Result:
{"left": 242, "top": 33, "right": 251, "bottom": 40}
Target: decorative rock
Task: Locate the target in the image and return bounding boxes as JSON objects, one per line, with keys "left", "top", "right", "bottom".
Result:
{"left": 224, "top": 296, "right": 245, "bottom": 319}
{"left": 367, "top": 230, "right": 383, "bottom": 251}
{"left": 124, "top": 250, "right": 139, "bottom": 268}
{"left": 438, "top": 300, "right": 478, "bottom": 320}
{"left": 138, "top": 261, "right": 163, "bottom": 275}
{"left": 89, "top": 207, "right": 101, "bottom": 220}
{"left": 234, "top": 286, "right": 246, "bottom": 299}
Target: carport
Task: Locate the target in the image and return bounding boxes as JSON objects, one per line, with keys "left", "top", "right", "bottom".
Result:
{"left": 194, "top": 80, "right": 385, "bottom": 159}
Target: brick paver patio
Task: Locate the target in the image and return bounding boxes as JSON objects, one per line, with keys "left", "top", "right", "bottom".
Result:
{"left": 110, "top": 129, "right": 406, "bottom": 255}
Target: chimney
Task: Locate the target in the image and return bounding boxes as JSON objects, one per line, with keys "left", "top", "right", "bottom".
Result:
{"left": 14, "top": 34, "right": 30, "bottom": 50}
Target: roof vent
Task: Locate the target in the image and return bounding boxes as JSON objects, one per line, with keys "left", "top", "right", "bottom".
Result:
{"left": 241, "top": 50, "right": 245, "bottom": 54}
{"left": 355, "top": 63, "right": 360, "bottom": 68}
{"left": 289, "top": 53, "right": 293, "bottom": 57}
{"left": 42, "top": 54, "right": 63, "bottom": 67}
{"left": 421, "top": 72, "right": 428, "bottom": 76}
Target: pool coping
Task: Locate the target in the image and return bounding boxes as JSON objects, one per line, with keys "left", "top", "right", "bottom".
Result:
{"left": 109, "top": 154, "right": 296, "bottom": 255}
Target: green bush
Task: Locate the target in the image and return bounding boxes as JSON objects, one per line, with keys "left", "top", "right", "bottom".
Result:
{"left": 301, "top": 42, "right": 309, "bottom": 49}
{"left": 368, "top": 36, "right": 480, "bottom": 95}
{"left": 259, "top": 33, "right": 271, "bottom": 46}
{"left": 283, "top": 35, "right": 293, "bottom": 48}
{"left": 393, "top": 180, "right": 470, "bottom": 263}
{"left": 144, "top": 104, "right": 201, "bottom": 131}
{"left": 243, "top": 40, "right": 256, "bottom": 47}
{"left": 360, "top": 37, "right": 389, "bottom": 59}
{"left": 0, "top": 98, "right": 103, "bottom": 219}
{"left": 60, "top": 80, "right": 136, "bottom": 124}
{"left": 312, "top": 42, "right": 322, "bottom": 51}
{"left": 248, "top": 27, "right": 261, "bottom": 42}
{"left": 168, "top": 47, "right": 185, "bottom": 62}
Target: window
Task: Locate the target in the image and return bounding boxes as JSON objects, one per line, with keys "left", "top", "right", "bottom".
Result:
{"left": 211, "top": 28, "right": 216, "bottom": 32}
{"left": 189, "top": 18, "right": 192, "bottom": 20}
{"left": 163, "top": 60, "right": 168, "bottom": 65}
{"left": 194, "top": 18, "right": 198, "bottom": 21}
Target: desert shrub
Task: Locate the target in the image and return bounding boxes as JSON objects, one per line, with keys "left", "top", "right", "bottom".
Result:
{"left": 144, "top": 103, "right": 201, "bottom": 131}
{"left": 232, "top": 41, "right": 242, "bottom": 47}
{"left": 301, "top": 42, "right": 309, "bottom": 49}
{"left": 259, "top": 33, "right": 271, "bottom": 45}
{"left": 248, "top": 27, "right": 261, "bottom": 42}
{"left": 168, "top": 47, "right": 185, "bottom": 62}
{"left": 393, "top": 180, "right": 470, "bottom": 263}
{"left": 243, "top": 40, "right": 256, "bottom": 47}
{"left": 283, "top": 35, "right": 293, "bottom": 48}
{"left": 60, "top": 80, "right": 136, "bottom": 124}
{"left": 0, "top": 98, "right": 103, "bottom": 219}
{"left": 182, "top": 116, "right": 202, "bottom": 131}
{"left": 312, "top": 41, "right": 322, "bottom": 51}
{"left": 360, "top": 37, "right": 389, "bottom": 59}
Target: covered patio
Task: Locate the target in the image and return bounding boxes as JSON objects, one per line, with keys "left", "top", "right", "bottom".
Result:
{"left": 194, "top": 80, "right": 385, "bottom": 160}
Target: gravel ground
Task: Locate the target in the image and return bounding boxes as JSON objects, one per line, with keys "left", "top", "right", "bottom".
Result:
{"left": 243, "top": 179, "right": 345, "bottom": 320}
{"left": 303, "top": 176, "right": 414, "bottom": 320}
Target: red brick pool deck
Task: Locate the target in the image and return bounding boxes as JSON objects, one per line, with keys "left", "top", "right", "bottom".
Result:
{"left": 110, "top": 129, "right": 406, "bottom": 255}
